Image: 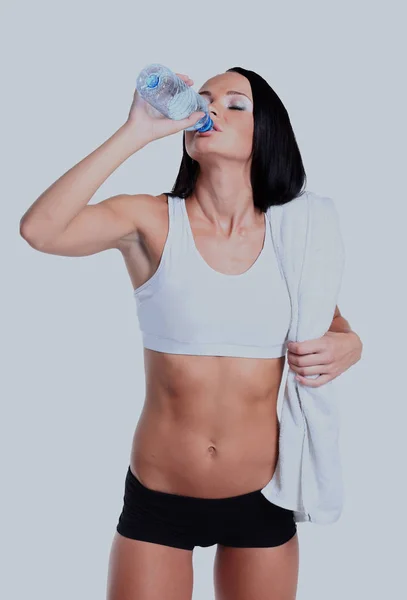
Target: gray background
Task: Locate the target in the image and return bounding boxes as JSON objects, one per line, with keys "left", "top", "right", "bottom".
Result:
{"left": 2, "top": 0, "right": 406, "bottom": 598}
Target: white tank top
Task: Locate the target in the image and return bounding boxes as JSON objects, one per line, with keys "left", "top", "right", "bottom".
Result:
{"left": 133, "top": 195, "right": 291, "bottom": 358}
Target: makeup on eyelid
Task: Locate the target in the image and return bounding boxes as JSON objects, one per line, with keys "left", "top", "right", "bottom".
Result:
{"left": 200, "top": 93, "right": 252, "bottom": 110}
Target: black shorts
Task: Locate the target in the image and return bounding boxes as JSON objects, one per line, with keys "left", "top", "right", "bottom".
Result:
{"left": 116, "top": 466, "right": 297, "bottom": 551}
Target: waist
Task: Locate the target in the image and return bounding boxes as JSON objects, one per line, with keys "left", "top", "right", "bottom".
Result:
{"left": 130, "top": 357, "right": 283, "bottom": 497}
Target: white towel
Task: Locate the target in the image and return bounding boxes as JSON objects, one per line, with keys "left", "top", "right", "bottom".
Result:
{"left": 261, "top": 190, "right": 346, "bottom": 524}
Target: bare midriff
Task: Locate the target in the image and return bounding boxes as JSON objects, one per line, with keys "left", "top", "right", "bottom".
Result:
{"left": 130, "top": 348, "right": 285, "bottom": 499}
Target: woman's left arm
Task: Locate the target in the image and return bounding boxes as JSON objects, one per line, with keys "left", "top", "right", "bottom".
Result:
{"left": 286, "top": 305, "right": 363, "bottom": 387}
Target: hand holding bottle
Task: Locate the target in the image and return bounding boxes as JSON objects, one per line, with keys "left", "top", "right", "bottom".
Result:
{"left": 125, "top": 72, "right": 205, "bottom": 145}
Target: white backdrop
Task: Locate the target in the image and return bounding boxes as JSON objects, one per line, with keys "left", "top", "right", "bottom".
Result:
{"left": 2, "top": 0, "right": 406, "bottom": 598}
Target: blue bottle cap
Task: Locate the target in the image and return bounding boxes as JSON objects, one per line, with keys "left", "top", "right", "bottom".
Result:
{"left": 146, "top": 74, "right": 159, "bottom": 89}
{"left": 198, "top": 117, "right": 214, "bottom": 132}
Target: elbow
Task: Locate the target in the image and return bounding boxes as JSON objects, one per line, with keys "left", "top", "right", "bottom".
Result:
{"left": 19, "top": 218, "right": 46, "bottom": 250}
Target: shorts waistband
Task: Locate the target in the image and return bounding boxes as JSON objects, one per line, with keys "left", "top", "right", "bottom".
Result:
{"left": 126, "top": 466, "right": 263, "bottom": 505}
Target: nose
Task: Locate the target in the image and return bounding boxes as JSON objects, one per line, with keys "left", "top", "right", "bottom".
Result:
{"left": 204, "top": 98, "right": 218, "bottom": 116}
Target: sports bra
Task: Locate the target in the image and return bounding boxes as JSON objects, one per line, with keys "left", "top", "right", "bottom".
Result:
{"left": 133, "top": 195, "right": 291, "bottom": 358}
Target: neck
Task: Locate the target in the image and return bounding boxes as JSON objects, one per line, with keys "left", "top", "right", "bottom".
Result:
{"left": 189, "top": 162, "right": 260, "bottom": 229}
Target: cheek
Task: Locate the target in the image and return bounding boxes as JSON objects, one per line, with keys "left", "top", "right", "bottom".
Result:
{"left": 242, "top": 118, "right": 254, "bottom": 137}
{"left": 230, "top": 121, "right": 254, "bottom": 147}
{"left": 232, "top": 112, "right": 253, "bottom": 133}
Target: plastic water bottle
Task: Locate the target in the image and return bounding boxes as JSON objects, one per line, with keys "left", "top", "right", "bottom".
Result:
{"left": 136, "top": 63, "right": 214, "bottom": 133}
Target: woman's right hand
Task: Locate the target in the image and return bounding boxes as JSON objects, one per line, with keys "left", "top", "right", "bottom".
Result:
{"left": 125, "top": 72, "right": 205, "bottom": 146}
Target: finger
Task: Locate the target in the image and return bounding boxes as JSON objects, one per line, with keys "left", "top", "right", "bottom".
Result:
{"left": 289, "top": 363, "right": 330, "bottom": 376}
{"left": 287, "top": 350, "right": 327, "bottom": 368}
{"left": 294, "top": 373, "right": 333, "bottom": 388}
{"left": 166, "top": 111, "right": 205, "bottom": 135}
{"left": 287, "top": 339, "right": 325, "bottom": 355}
{"left": 175, "top": 73, "right": 194, "bottom": 85}
{"left": 181, "top": 111, "right": 205, "bottom": 125}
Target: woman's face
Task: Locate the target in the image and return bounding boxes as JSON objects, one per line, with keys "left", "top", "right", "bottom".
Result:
{"left": 184, "top": 71, "right": 254, "bottom": 164}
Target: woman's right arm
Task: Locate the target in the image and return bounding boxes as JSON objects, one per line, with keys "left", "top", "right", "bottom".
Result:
{"left": 19, "top": 71, "right": 204, "bottom": 257}
{"left": 19, "top": 123, "right": 152, "bottom": 256}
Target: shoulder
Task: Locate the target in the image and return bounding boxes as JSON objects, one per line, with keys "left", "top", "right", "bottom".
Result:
{"left": 285, "top": 190, "right": 336, "bottom": 209}
{"left": 293, "top": 190, "right": 342, "bottom": 234}
{"left": 304, "top": 190, "right": 337, "bottom": 210}
{"left": 113, "top": 192, "right": 169, "bottom": 247}
{"left": 266, "top": 190, "right": 342, "bottom": 246}
{"left": 128, "top": 191, "right": 170, "bottom": 226}
{"left": 274, "top": 190, "right": 340, "bottom": 221}
{"left": 304, "top": 191, "right": 342, "bottom": 231}
{"left": 302, "top": 191, "right": 345, "bottom": 260}
{"left": 127, "top": 191, "right": 169, "bottom": 216}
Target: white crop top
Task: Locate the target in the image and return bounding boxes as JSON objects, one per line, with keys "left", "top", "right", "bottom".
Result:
{"left": 133, "top": 195, "right": 291, "bottom": 358}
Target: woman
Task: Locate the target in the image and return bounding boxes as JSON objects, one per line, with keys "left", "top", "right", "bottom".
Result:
{"left": 20, "top": 67, "right": 362, "bottom": 600}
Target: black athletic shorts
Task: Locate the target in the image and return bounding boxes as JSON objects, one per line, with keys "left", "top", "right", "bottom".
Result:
{"left": 116, "top": 466, "right": 297, "bottom": 551}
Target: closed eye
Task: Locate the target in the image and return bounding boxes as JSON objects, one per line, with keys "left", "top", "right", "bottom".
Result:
{"left": 229, "top": 106, "right": 245, "bottom": 111}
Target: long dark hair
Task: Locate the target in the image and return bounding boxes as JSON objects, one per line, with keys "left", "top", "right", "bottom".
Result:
{"left": 163, "top": 66, "right": 307, "bottom": 211}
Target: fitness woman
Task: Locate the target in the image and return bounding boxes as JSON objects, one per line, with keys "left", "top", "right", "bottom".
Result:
{"left": 20, "top": 67, "right": 362, "bottom": 600}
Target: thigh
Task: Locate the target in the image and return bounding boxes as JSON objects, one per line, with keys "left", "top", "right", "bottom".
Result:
{"left": 106, "top": 531, "right": 194, "bottom": 600}
{"left": 214, "top": 533, "right": 299, "bottom": 600}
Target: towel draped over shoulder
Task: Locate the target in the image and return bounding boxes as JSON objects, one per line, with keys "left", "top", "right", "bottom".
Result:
{"left": 261, "top": 190, "right": 346, "bottom": 524}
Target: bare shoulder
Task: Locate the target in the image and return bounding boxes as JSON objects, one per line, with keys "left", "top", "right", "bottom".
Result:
{"left": 115, "top": 193, "right": 170, "bottom": 290}
{"left": 114, "top": 192, "right": 169, "bottom": 247}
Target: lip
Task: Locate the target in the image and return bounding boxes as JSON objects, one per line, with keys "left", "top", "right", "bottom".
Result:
{"left": 196, "top": 122, "right": 223, "bottom": 136}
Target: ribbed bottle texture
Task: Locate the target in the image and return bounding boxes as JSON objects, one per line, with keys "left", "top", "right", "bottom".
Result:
{"left": 136, "top": 63, "right": 213, "bottom": 132}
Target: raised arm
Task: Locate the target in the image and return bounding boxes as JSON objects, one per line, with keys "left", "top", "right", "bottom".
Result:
{"left": 20, "top": 72, "right": 204, "bottom": 257}
{"left": 19, "top": 123, "right": 151, "bottom": 256}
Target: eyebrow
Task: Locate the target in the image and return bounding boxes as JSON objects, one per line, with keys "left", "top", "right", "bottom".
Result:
{"left": 198, "top": 90, "right": 252, "bottom": 102}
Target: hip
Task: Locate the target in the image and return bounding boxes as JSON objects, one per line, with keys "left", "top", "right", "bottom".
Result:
{"left": 115, "top": 464, "right": 296, "bottom": 551}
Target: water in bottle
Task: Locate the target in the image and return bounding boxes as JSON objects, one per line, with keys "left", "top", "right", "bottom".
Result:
{"left": 136, "top": 63, "right": 214, "bottom": 133}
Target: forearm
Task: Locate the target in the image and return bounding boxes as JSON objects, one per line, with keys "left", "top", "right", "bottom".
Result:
{"left": 329, "top": 311, "right": 363, "bottom": 361}
{"left": 329, "top": 314, "right": 353, "bottom": 334}
{"left": 20, "top": 122, "right": 146, "bottom": 246}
